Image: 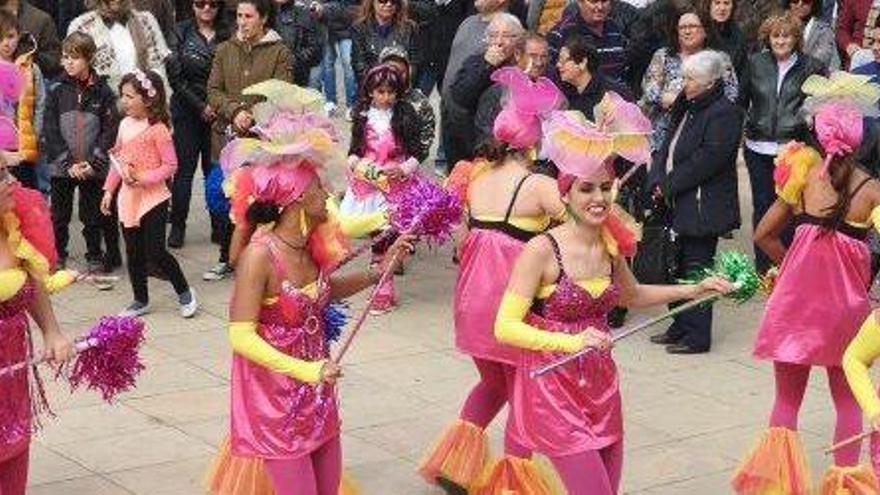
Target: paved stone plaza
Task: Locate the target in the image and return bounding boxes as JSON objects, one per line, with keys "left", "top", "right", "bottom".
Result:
{"left": 26, "top": 161, "right": 872, "bottom": 494}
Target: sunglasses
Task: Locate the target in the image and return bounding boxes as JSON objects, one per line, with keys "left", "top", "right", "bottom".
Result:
{"left": 193, "top": 1, "right": 221, "bottom": 9}
{"left": 376, "top": 0, "right": 399, "bottom": 5}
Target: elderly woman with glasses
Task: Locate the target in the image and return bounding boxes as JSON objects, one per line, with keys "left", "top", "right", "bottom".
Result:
{"left": 646, "top": 49, "right": 742, "bottom": 355}
{"left": 350, "top": 0, "right": 421, "bottom": 86}
{"left": 640, "top": 7, "right": 738, "bottom": 153}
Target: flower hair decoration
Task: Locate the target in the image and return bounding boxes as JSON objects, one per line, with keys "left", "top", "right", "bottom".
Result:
{"left": 132, "top": 69, "right": 157, "bottom": 98}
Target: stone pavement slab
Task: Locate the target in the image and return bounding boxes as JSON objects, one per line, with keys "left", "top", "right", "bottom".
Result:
{"left": 27, "top": 155, "right": 869, "bottom": 495}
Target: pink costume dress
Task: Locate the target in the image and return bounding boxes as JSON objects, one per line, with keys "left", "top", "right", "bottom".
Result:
{"left": 456, "top": 175, "right": 539, "bottom": 364}
{"left": 752, "top": 211, "right": 872, "bottom": 366}
{"left": 0, "top": 276, "right": 38, "bottom": 461}
{"left": 512, "top": 234, "right": 623, "bottom": 456}
{"left": 209, "top": 235, "right": 340, "bottom": 494}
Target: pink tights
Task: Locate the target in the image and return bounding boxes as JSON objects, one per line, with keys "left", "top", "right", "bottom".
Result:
{"left": 0, "top": 446, "right": 29, "bottom": 495}
{"left": 459, "top": 357, "right": 531, "bottom": 457}
{"left": 549, "top": 441, "right": 624, "bottom": 495}
{"left": 770, "top": 361, "right": 862, "bottom": 466}
{"left": 265, "top": 436, "right": 342, "bottom": 495}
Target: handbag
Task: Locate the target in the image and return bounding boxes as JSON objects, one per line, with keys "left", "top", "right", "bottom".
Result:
{"left": 632, "top": 204, "right": 679, "bottom": 284}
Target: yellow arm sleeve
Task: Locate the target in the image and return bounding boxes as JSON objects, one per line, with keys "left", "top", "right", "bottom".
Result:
{"left": 44, "top": 270, "right": 78, "bottom": 294}
{"left": 228, "top": 321, "right": 325, "bottom": 384}
{"left": 842, "top": 313, "right": 880, "bottom": 419}
{"left": 494, "top": 291, "right": 586, "bottom": 353}
{"left": 870, "top": 205, "right": 880, "bottom": 233}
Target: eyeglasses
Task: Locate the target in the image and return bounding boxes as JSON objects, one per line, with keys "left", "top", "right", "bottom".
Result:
{"left": 376, "top": 0, "right": 398, "bottom": 5}
{"left": 193, "top": 1, "right": 221, "bottom": 9}
{"left": 790, "top": 0, "right": 812, "bottom": 4}
{"left": 487, "top": 31, "right": 518, "bottom": 41}
{"left": 678, "top": 23, "right": 704, "bottom": 31}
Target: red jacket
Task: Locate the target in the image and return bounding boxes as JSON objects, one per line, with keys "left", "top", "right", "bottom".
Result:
{"left": 837, "top": 0, "right": 872, "bottom": 64}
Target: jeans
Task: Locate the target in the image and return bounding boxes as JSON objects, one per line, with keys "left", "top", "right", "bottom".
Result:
{"left": 170, "top": 104, "right": 212, "bottom": 231}
{"left": 321, "top": 38, "right": 356, "bottom": 107}
{"left": 666, "top": 235, "right": 719, "bottom": 351}
{"left": 415, "top": 63, "right": 438, "bottom": 98}
{"left": 122, "top": 201, "right": 190, "bottom": 304}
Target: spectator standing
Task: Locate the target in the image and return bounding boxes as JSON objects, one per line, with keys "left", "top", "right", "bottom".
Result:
{"left": 166, "top": 0, "right": 230, "bottom": 249}
{"left": 68, "top": 0, "right": 173, "bottom": 99}
{"left": 647, "top": 50, "right": 742, "bottom": 354}
{"left": 640, "top": 9, "right": 738, "bottom": 153}
{"left": 1, "top": 0, "right": 60, "bottom": 78}
{"left": 447, "top": 13, "right": 522, "bottom": 166}
{"left": 380, "top": 45, "right": 435, "bottom": 162}
{"left": 739, "top": 12, "right": 824, "bottom": 274}
{"left": 205, "top": 0, "right": 293, "bottom": 280}
{"left": 704, "top": 0, "right": 747, "bottom": 80}
{"left": 44, "top": 32, "right": 121, "bottom": 273}
{"left": 350, "top": 0, "right": 421, "bottom": 85}
{"left": 556, "top": 33, "right": 628, "bottom": 120}
{"left": 274, "top": 0, "right": 322, "bottom": 86}
{"left": 838, "top": 0, "right": 873, "bottom": 68}
{"left": 786, "top": 0, "right": 836, "bottom": 69}
{"left": 312, "top": 0, "right": 359, "bottom": 113}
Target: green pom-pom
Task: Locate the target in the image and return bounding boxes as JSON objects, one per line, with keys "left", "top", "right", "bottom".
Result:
{"left": 679, "top": 251, "right": 760, "bottom": 304}
{"left": 714, "top": 251, "right": 760, "bottom": 303}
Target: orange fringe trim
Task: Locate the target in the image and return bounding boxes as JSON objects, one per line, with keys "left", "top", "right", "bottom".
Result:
{"left": 205, "top": 436, "right": 359, "bottom": 495}
{"left": 418, "top": 420, "right": 489, "bottom": 488}
{"left": 731, "top": 427, "right": 812, "bottom": 495}
{"left": 820, "top": 464, "right": 880, "bottom": 495}
{"left": 471, "top": 455, "right": 561, "bottom": 495}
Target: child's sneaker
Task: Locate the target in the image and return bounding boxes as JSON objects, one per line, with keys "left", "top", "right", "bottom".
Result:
{"left": 119, "top": 301, "right": 150, "bottom": 317}
{"left": 179, "top": 289, "right": 199, "bottom": 318}
{"left": 203, "top": 262, "right": 233, "bottom": 281}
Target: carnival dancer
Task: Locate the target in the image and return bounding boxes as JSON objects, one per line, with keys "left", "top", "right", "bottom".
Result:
{"left": 419, "top": 66, "right": 566, "bottom": 494}
{"left": 732, "top": 72, "right": 880, "bottom": 494}
{"left": 205, "top": 80, "right": 414, "bottom": 495}
{"left": 338, "top": 65, "right": 421, "bottom": 315}
{"left": 0, "top": 176, "right": 75, "bottom": 495}
{"left": 494, "top": 103, "right": 733, "bottom": 495}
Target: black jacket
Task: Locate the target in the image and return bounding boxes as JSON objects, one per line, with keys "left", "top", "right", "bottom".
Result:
{"left": 350, "top": 18, "right": 421, "bottom": 84}
{"left": 739, "top": 51, "right": 825, "bottom": 143}
{"left": 320, "top": 0, "right": 361, "bottom": 40}
{"left": 560, "top": 74, "right": 632, "bottom": 119}
{"left": 43, "top": 72, "right": 120, "bottom": 179}
{"left": 167, "top": 19, "right": 230, "bottom": 114}
{"left": 449, "top": 54, "right": 498, "bottom": 113}
{"left": 275, "top": 1, "right": 323, "bottom": 86}
{"left": 650, "top": 82, "right": 742, "bottom": 237}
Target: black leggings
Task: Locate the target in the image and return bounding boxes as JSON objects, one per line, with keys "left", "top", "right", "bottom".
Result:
{"left": 122, "top": 201, "right": 190, "bottom": 304}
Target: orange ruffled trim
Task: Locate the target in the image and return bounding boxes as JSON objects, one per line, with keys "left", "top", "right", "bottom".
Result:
{"left": 773, "top": 141, "right": 822, "bottom": 206}
{"left": 418, "top": 420, "right": 489, "bottom": 488}
{"left": 601, "top": 204, "right": 641, "bottom": 258}
{"left": 444, "top": 159, "right": 491, "bottom": 206}
{"left": 820, "top": 464, "right": 880, "bottom": 495}
{"left": 205, "top": 436, "right": 359, "bottom": 495}
{"left": 731, "top": 427, "right": 812, "bottom": 495}
{"left": 471, "top": 455, "right": 561, "bottom": 495}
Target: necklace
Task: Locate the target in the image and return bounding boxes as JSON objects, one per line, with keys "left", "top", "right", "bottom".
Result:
{"left": 274, "top": 233, "right": 307, "bottom": 251}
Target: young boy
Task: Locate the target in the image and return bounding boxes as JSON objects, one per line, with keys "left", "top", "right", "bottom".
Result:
{"left": 44, "top": 31, "right": 121, "bottom": 273}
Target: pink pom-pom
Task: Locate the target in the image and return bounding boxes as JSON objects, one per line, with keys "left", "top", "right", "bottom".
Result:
{"left": 386, "top": 174, "right": 463, "bottom": 244}
{"left": 68, "top": 316, "right": 146, "bottom": 402}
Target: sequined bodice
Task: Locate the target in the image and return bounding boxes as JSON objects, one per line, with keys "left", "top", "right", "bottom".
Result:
{"left": 0, "top": 275, "right": 37, "bottom": 454}
{"left": 539, "top": 275, "right": 620, "bottom": 327}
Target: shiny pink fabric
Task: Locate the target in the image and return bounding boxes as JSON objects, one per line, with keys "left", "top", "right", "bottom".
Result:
{"left": 753, "top": 224, "right": 871, "bottom": 366}
{"left": 512, "top": 279, "right": 622, "bottom": 457}
{"left": 250, "top": 164, "right": 318, "bottom": 209}
{"left": 454, "top": 229, "right": 524, "bottom": 364}
{"left": 230, "top": 239, "right": 339, "bottom": 459}
{"left": 0, "top": 279, "right": 34, "bottom": 466}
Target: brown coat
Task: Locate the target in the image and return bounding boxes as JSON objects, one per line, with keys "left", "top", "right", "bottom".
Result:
{"left": 207, "top": 29, "right": 293, "bottom": 158}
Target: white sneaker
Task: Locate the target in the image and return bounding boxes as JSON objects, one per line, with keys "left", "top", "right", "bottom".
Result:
{"left": 324, "top": 101, "right": 338, "bottom": 117}
{"left": 203, "top": 262, "right": 232, "bottom": 281}
{"left": 180, "top": 289, "right": 199, "bottom": 319}
{"left": 119, "top": 301, "right": 150, "bottom": 318}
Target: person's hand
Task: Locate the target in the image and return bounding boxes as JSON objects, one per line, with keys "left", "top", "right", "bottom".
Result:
{"left": 100, "top": 192, "right": 114, "bottom": 215}
{"left": 233, "top": 110, "right": 254, "bottom": 133}
{"left": 385, "top": 167, "right": 404, "bottom": 180}
{"left": 1, "top": 150, "right": 23, "bottom": 167}
{"left": 484, "top": 45, "right": 507, "bottom": 67}
{"left": 661, "top": 90, "right": 678, "bottom": 109}
{"left": 42, "top": 331, "right": 75, "bottom": 368}
{"left": 848, "top": 43, "right": 862, "bottom": 57}
{"left": 381, "top": 234, "right": 417, "bottom": 274}
{"left": 320, "top": 360, "right": 342, "bottom": 384}
{"left": 695, "top": 275, "right": 735, "bottom": 297}
{"left": 202, "top": 104, "right": 217, "bottom": 122}
{"left": 123, "top": 165, "right": 139, "bottom": 186}
{"left": 576, "top": 327, "right": 612, "bottom": 352}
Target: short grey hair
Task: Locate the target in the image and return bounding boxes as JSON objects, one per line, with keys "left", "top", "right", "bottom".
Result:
{"left": 682, "top": 50, "right": 728, "bottom": 86}
{"left": 488, "top": 12, "right": 525, "bottom": 36}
